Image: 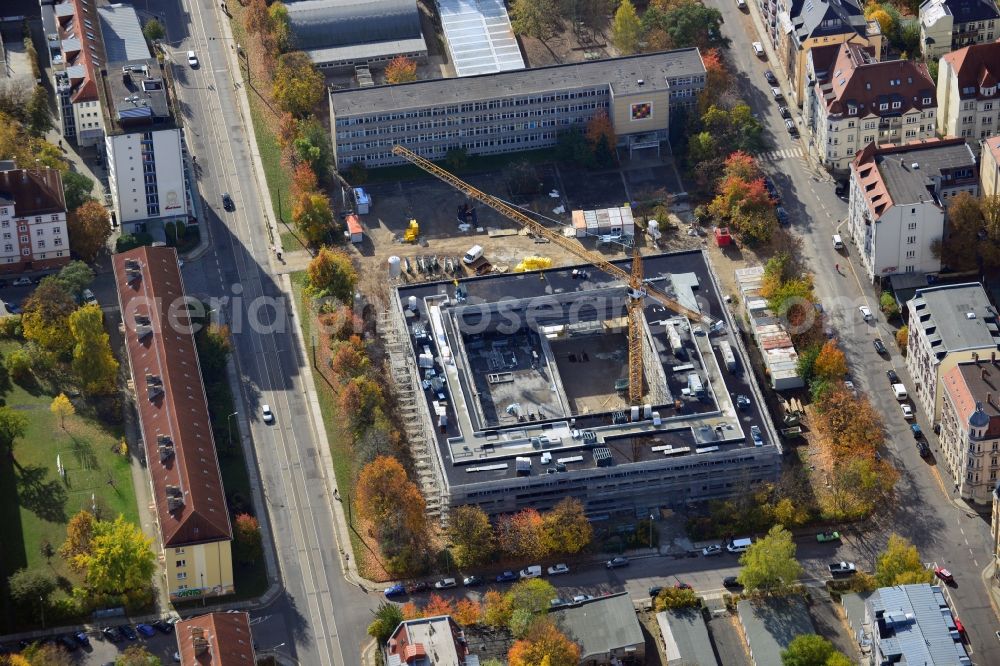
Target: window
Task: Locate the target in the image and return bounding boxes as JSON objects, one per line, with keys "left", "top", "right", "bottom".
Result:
{"left": 36, "top": 240, "right": 44, "bottom": 249}
{"left": 908, "top": 222, "right": 917, "bottom": 230}
{"left": 174, "top": 548, "right": 185, "bottom": 554}
{"left": 906, "top": 250, "right": 916, "bottom": 258}
{"left": 176, "top": 572, "right": 187, "bottom": 580}
{"left": 19, "top": 236, "right": 27, "bottom": 244}
{"left": 906, "top": 236, "right": 916, "bottom": 244}
{"left": 175, "top": 560, "right": 186, "bottom": 568}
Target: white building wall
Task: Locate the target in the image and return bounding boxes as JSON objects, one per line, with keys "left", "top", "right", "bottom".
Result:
{"left": 72, "top": 99, "right": 104, "bottom": 146}
{"left": 108, "top": 129, "right": 187, "bottom": 225}
{"left": 150, "top": 130, "right": 186, "bottom": 218}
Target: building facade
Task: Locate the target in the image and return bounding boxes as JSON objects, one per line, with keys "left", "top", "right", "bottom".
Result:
{"left": 329, "top": 50, "right": 706, "bottom": 169}
{"left": 940, "top": 360, "right": 1000, "bottom": 504}
{"left": 100, "top": 59, "right": 194, "bottom": 235}
{"left": 805, "top": 43, "right": 936, "bottom": 171}
{"left": 113, "top": 246, "right": 234, "bottom": 603}
{"left": 993, "top": 482, "right": 1000, "bottom": 585}
{"left": 771, "top": 0, "right": 883, "bottom": 107}
{"left": 937, "top": 39, "right": 1000, "bottom": 146}
{"left": 920, "top": 0, "right": 1000, "bottom": 59}
{"left": 847, "top": 138, "right": 978, "bottom": 282}
{"left": 906, "top": 283, "right": 1000, "bottom": 423}
{"left": 983, "top": 135, "right": 1000, "bottom": 195}
{"left": 0, "top": 167, "right": 71, "bottom": 274}
{"left": 54, "top": 0, "right": 105, "bottom": 146}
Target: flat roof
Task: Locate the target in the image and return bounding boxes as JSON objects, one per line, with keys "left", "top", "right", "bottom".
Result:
{"left": 113, "top": 247, "right": 231, "bottom": 547}
{"left": 330, "top": 49, "right": 705, "bottom": 115}
{"left": 438, "top": 0, "right": 525, "bottom": 77}
{"left": 869, "top": 584, "right": 970, "bottom": 665}
{"left": 910, "top": 282, "right": 1000, "bottom": 353}
{"left": 875, "top": 142, "right": 976, "bottom": 204}
{"left": 97, "top": 3, "right": 150, "bottom": 63}
{"left": 396, "top": 250, "right": 774, "bottom": 489}
{"left": 303, "top": 37, "right": 427, "bottom": 65}
{"left": 103, "top": 59, "right": 173, "bottom": 130}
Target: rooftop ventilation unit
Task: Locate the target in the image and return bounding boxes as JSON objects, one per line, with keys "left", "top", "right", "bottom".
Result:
{"left": 157, "top": 434, "right": 174, "bottom": 462}
{"left": 165, "top": 485, "right": 184, "bottom": 511}
{"left": 146, "top": 373, "right": 163, "bottom": 400}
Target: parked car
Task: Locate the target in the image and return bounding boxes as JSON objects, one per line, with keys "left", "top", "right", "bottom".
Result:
{"left": 384, "top": 583, "right": 406, "bottom": 598}
{"left": 135, "top": 624, "right": 156, "bottom": 638}
{"left": 405, "top": 581, "right": 428, "bottom": 594}
{"left": 702, "top": 544, "right": 723, "bottom": 556}
{"left": 835, "top": 181, "right": 848, "bottom": 199}
{"left": 873, "top": 339, "right": 887, "bottom": 355}
{"left": 843, "top": 380, "right": 857, "bottom": 396}
{"left": 775, "top": 206, "right": 789, "bottom": 226}
{"left": 887, "top": 369, "right": 900, "bottom": 384}
{"left": 750, "top": 425, "right": 763, "bottom": 446}
{"left": 496, "top": 570, "right": 518, "bottom": 583}
{"left": 901, "top": 403, "right": 914, "bottom": 419}
{"left": 57, "top": 636, "right": 78, "bottom": 652}
{"left": 82, "top": 288, "right": 97, "bottom": 305}
{"left": 674, "top": 582, "right": 692, "bottom": 590}
{"left": 785, "top": 118, "right": 798, "bottom": 134}
{"left": 434, "top": 578, "right": 457, "bottom": 589}
{"left": 917, "top": 440, "right": 931, "bottom": 458}
{"left": 572, "top": 594, "right": 593, "bottom": 603}
{"left": 763, "top": 177, "right": 779, "bottom": 203}
{"left": 934, "top": 567, "right": 955, "bottom": 584}
{"left": 118, "top": 625, "right": 137, "bottom": 641}
{"left": 74, "top": 632, "right": 91, "bottom": 646}
{"left": 911, "top": 423, "right": 923, "bottom": 439}
{"left": 547, "top": 563, "right": 570, "bottom": 575}
{"left": 829, "top": 561, "right": 857, "bottom": 576}
{"left": 723, "top": 576, "right": 742, "bottom": 588}
{"left": 859, "top": 305, "right": 873, "bottom": 321}
{"left": 187, "top": 50, "right": 199, "bottom": 67}
{"left": 771, "top": 86, "right": 784, "bottom": 100}
{"left": 11, "top": 277, "right": 31, "bottom": 287}
{"left": 462, "top": 575, "right": 483, "bottom": 587}
{"left": 752, "top": 41, "right": 765, "bottom": 58}
{"left": 764, "top": 70, "right": 777, "bottom": 85}
{"left": 4, "top": 301, "right": 20, "bottom": 314}
{"left": 816, "top": 531, "right": 841, "bottom": 543}
{"left": 736, "top": 394, "right": 751, "bottom": 410}
{"left": 102, "top": 627, "right": 123, "bottom": 642}
{"left": 606, "top": 556, "right": 629, "bottom": 569}
{"left": 778, "top": 106, "right": 790, "bottom": 118}
{"left": 151, "top": 620, "right": 174, "bottom": 634}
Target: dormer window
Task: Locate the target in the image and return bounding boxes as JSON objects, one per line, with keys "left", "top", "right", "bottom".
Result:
{"left": 982, "top": 86, "right": 997, "bottom": 97}
{"left": 880, "top": 103, "right": 888, "bottom": 110}
{"left": 922, "top": 97, "right": 931, "bottom": 104}
{"left": 892, "top": 101, "right": 901, "bottom": 109}
{"left": 848, "top": 105, "right": 858, "bottom": 115}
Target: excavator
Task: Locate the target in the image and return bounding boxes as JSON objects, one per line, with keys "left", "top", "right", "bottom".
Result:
{"left": 391, "top": 144, "right": 717, "bottom": 404}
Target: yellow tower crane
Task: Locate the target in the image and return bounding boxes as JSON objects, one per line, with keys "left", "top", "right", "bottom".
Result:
{"left": 391, "top": 144, "right": 715, "bottom": 403}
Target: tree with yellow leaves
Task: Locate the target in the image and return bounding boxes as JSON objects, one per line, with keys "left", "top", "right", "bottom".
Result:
{"left": 813, "top": 339, "right": 847, "bottom": 381}
{"left": 50, "top": 393, "right": 75, "bottom": 430}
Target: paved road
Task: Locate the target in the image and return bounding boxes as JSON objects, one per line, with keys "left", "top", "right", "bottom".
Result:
{"left": 131, "top": 0, "right": 378, "bottom": 663}
{"left": 712, "top": 0, "right": 1000, "bottom": 658}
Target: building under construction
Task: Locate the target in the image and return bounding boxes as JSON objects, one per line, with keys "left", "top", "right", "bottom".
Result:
{"left": 381, "top": 250, "right": 781, "bottom": 519}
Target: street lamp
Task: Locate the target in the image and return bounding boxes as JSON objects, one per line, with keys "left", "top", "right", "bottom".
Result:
{"left": 648, "top": 514, "right": 654, "bottom": 549}
{"left": 227, "top": 411, "right": 239, "bottom": 451}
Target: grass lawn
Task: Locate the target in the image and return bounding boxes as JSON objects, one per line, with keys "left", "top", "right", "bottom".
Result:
{"left": 0, "top": 341, "right": 137, "bottom": 632}
{"left": 289, "top": 272, "right": 371, "bottom": 575}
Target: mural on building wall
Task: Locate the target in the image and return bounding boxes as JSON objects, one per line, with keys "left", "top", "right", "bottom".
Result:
{"left": 631, "top": 102, "right": 652, "bottom": 120}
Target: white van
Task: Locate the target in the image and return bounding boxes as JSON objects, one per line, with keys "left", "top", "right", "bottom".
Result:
{"left": 727, "top": 537, "right": 753, "bottom": 553}
{"left": 519, "top": 565, "right": 542, "bottom": 579}
{"left": 832, "top": 234, "right": 844, "bottom": 250}
{"left": 892, "top": 384, "right": 908, "bottom": 401}
{"left": 462, "top": 244, "right": 484, "bottom": 265}
{"left": 752, "top": 42, "right": 765, "bottom": 58}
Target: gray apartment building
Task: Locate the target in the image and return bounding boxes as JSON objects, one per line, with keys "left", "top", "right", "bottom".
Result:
{"left": 328, "top": 49, "right": 706, "bottom": 169}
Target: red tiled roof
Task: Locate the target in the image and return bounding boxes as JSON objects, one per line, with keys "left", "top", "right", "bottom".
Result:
{"left": 175, "top": 612, "right": 256, "bottom": 666}
{"left": 941, "top": 39, "right": 1000, "bottom": 101}
{"left": 0, "top": 167, "right": 66, "bottom": 216}
{"left": 818, "top": 43, "right": 934, "bottom": 116}
{"left": 56, "top": 0, "right": 103, "bottom": 103}
{"left": 113, "top": 246, "right": 231, "bottom": 547}
{"left": 942, "top": 362, "right": 1000, "bottom": 438}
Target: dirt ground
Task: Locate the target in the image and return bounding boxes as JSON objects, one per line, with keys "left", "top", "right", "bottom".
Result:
{"left": 518, "top": 19, "right": 616, "bottom": 68}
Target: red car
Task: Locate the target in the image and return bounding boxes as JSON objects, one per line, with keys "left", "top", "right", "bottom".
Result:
{"left": 955, "top": 618, "right": 966, "bottom": 639}
{"left": 934, "top": 567, "right": 955, "bottom": 584}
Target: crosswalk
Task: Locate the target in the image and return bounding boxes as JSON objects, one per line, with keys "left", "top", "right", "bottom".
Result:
{"left": 756, "top": 146, "right": 804, "bottom": 162}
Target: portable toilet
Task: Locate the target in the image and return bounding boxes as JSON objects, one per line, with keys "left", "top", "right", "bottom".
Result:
{"left": 345, "top": 214, "right": 364, "bottom": 244}
{"left": 353, "top": 188, "right": 371, "bottom": 214}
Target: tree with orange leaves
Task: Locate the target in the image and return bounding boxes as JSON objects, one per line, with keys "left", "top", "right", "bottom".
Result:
{"left": 385, "top": 56, "right": 418, "bottom": 84}
{"left": 699, "top": 48, "right": 730, "bottom": 110}
{"left": 496, "top": 509, "right": 550, "bottom": 560}
{"left": 585, "top": 111, "right": 616, "bottom": 150}
{"left": 721, "top": 151, "right": 761, "bottom": 183}
{"left": 508, "top": 619, "right": 580, "bottom": 666}
{"left": 813, "top": 339, "right": 847, "bottom": 381}
{"left": 482, "top": 589, "right": 512, "bottom": 628}
{"left": 453, "top": 598, "right": 482, "bottom": 626}
{"left": 423, "top": 593, "right": 455, "bottom": 617}
{"left": 291, "top": 162, "right": 319, "bottom": 199}
{"left": 813, "top": 389, "right": 884, "bottom": 460}
{"left": 401, "top": 602, "right": 422, "bottom": 620}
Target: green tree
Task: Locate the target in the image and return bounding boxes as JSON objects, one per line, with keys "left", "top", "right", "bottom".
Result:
{"left": 510, "top": 0, "right": 561, "bottom": 40}
{"left": 0, "top": 405, "right": 28, "bottom": 453}
{"left": 542, "top": 497, "right": 592, "bottom": 554}
{"left": 268, "top": 2, "right": 291, "bottom": 52}
{"left": 782, "top": 633, "right": 850, "bottom": 666}
{"left": 875, "top": 534, "right": 934, "bottom": 586}
{"left": 142, "top": 18, "right": 165, "bottom": 43}
{"left": 116, "top": 645, "right": 163, "bottom": 666}
{"left": 449, "top": 505, "right": 495, "bottom": 567}
{"left": 367, "top": 601, "right": 404, "bottom": 643}
{"left": 55, "top": 260, "right": 95, "bottom": 299}
{"left": 306, "top": 247, "right": 358, "bottom": 302}
{"left": 78, "top": 515, "right": 156, "bottom": 595}
{"left": 5, "top": 348, "right": 32, "bottom": 383}
{"left": 7, "top": 568, "right": 56, "bottom": 609}
{"left": 612, "top": 0, "right": 642, "bottom": 55}
{"left": 292, "top": 191, "right": 334, "bottom": 246}
{"left": 272, "top": 51, "right": 324, "bottom": 117}
{"left": 738, "top": 525, "right": 803, "bottom": 592}
{"left": 27, "top": 85, "right": 52, "bottom": 136}
{"left": 654, "top": 586, "right": 699, "bottom": 610}
{"left": 879, "top": 291, "right": 900, "bottom": 317}
{"left": 505, "top": 578, "right": 557, "bottom": 618}
{"left": 69, "top": 304, "right": 119, "bottom": 395}
{"left": 60, "top": 171, "right": 95, "bottom": 211}
{"left": 22, "top": 278, "right": 76, "bottom": 355}
{"left": 643, "top": 0, "right": 724, "bottom": 50}
{"left": 293, "top": 118, "right": 333, "bottom": 180}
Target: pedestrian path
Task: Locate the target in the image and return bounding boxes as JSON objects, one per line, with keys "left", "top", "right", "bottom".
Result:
{"left": 756, "top": 146, "right": 805, "bottom": 162}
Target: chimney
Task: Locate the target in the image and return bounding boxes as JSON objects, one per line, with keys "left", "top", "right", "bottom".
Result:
{"left": 993, "top": 351, "right": 997, "bottom": 366}
{"left": 982, "top": 368, "right": 989, "bottom": 382}
{"left": 974, "top": 352, "right": 980, "bottom": 363}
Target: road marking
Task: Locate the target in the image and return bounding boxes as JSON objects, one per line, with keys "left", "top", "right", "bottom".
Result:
{"left": 756, "top": 146, "right": 804, "bottom": 161}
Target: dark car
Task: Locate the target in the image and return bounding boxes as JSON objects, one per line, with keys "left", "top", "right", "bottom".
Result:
{"left": 74, "top": 632, "right": 91, "bottom": 647}
{"left": 873, "top": 339, "right": 887, "bottom": 355}
{"left": 917, "top": 440, "right": 931, "bottom": 457}
{"left": 463, "top": 575, "right": 483, "bottom": 587}
{"left": 764, "top": 177, "right": 780, "bottom": 203}
{"left": 764, "top": 70, "right": 777, "bottom": 85}
{"left": 723, "top": 576, "right": 742, "bottom": 588}
{"left": 835, "top": 181, "right": 848, "bottom": 199}
{"left": 887, "top": 369, "right": 900, "bottom": 384}
{"left": 57, "top": 636, "right": 78, "bottom": 652}
{"left": 405, "top": 581, "right": 429, "bottom": 594}
{"left": 222, "top": 193, "right": 235, "bottom": 211}
{"left": 674, "top": 582, "right": 693, "bottom": 590}
{"left": 384, "top": 583, "right": 406, "bottom": 598}
{"left": 778, "top": 105, "right": 790, "bottom": 118}
{"left": 151, "top": 620, "right": 174, "bottom": 634}
{"left": 496, "top": 570, "right": 518, "bottom": 583}
{"left": 118, "top": 625, "right": 137, "bottom": 640}
{"left": 649, "top": 586, "right": 664, "bottom": 598}
{"left": 135, "top": 623, "right": 156, "bottom": 638}
{"left": 775, "top": 206, "right": 789, "bottom": 226}
{"left": 102, "top": 627, "right": 123, "bottom": 642}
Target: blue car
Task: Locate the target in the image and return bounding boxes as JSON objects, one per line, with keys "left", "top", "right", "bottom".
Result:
{"left": 135, "top": 623, "right": 156, "bottom": 637}
{"left": 495, "top": 570, "right": 517, "bottom": 583}
{"left": 74, "top": 632, "right": 90, "bottom": 647}
{"left": 384, "top": 584, "right": 406, "bottom": 598}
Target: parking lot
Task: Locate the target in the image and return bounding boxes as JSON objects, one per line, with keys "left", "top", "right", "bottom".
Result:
{"left": 3, "top": 621, "right": 182, "bottom": 665}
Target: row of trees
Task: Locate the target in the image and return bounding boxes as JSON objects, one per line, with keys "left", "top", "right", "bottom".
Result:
{"left": 612, "top": 0, "right": 725, "bottom": 56}
{"left": 449, "top": 498, "right": 593, "bottom": 567}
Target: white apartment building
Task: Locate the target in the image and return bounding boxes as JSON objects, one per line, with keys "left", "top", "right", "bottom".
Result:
{"left": 920, "top": 0, "right": 1000, "bottom": 59}
{"left": 937, "top": 39, "right": 1000, "bottom": 147}
{"left": 847, "top": 138, "right": 978, "bottom": 282}
{"left": 906, "top": 283, "right": 1000, "bottom": 424}
{"left": 940, "top": 359, "right": 1000, "bottom": 504}
{"left": 0, "top": 167, "right": 71, "bottom": 274}
{"left": 54, "top": 0, "right": 104, "bottom": 146}
{"left": 805, "top": 43, "right": 936, "bottom": 172}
